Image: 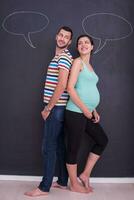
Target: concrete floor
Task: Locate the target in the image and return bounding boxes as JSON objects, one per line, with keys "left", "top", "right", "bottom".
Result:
{"left": 0, "top": 180, "right": 134, "bottom": 200}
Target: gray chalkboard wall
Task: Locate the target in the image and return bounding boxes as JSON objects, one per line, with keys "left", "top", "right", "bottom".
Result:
{"left": 0, "top": 0, "right": 134, "bottom": 177}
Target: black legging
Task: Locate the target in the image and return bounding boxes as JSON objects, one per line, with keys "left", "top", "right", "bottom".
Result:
{"left": 64, "top": 110, "right": 108, "bottom": 164}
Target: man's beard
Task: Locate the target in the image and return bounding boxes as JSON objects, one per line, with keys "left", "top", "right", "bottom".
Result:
{"left": 56, "top": 43, "right": 68, "bottom": 49}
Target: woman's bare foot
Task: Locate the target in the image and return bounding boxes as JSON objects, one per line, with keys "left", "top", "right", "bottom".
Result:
{"left": 24, "top": 188, "right": 48, "bottom": 197}
{"left": 51, "top": 182, "right": 68, "bottom": 190}
{"left": 69, "top": 182, "right": 91, "bottom": 193}
{"left": 79, "top": 174, "right": 93, "bottom": 191}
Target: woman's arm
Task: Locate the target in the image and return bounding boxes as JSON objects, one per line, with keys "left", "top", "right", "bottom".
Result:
{"left": 67, "top": 58, "right": 92, "bottom": 119}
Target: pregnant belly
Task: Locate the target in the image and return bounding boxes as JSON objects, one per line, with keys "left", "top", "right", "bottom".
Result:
{"left": 77, "top": 87, "right": 100, "bottom": 110}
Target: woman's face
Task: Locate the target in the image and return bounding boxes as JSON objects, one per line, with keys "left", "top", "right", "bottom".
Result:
{"left": 77, "top": 37, "right": 93, "bottom": 55}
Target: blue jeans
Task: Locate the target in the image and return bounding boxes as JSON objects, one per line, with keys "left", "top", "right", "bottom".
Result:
{"left": 38, "top": 105, "right": 68, "bottom": 192}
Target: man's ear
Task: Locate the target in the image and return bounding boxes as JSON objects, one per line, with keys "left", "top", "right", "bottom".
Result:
{"left": 68, "top": 39, "right": 72, "bottom": 46}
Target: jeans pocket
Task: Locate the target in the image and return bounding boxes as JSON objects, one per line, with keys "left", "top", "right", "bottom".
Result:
{"left": 53, "top": 107, "right": 65, "bottom": 122}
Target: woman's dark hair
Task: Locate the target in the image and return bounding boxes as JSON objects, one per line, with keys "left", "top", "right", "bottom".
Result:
{"left": 76, "top": 34, "right": 94, "bottom": 48}
{"left": 57, "top": 26, "right": 73, "bottom": 40}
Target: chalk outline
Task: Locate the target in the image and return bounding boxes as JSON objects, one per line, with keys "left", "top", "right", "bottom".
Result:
{"left": 2, "top": 11, "right": 49, "bottom": 48}
{"left": 82, "top": 13, "right": 133, "bottom": 54}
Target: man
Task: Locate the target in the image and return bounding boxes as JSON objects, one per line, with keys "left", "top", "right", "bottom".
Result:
{"left": 25, "top": 26, "right": 73, "bottom": 196}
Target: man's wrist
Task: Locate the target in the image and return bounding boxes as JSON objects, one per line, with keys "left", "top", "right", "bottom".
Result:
{"left": 44, "top": 105, "right": 51, "bottom": 112}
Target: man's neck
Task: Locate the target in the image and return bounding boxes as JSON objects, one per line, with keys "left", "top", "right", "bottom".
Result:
{"left": 55, "top": 46, "right": 67, "bottom": 56}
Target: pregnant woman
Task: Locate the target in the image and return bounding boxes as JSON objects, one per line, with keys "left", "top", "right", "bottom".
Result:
{"left": 64, "top": 35, "right": 108, "bottom": 193}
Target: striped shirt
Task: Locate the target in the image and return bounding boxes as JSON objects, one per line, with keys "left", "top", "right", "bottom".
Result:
{"left": 43, "top": 49, "right": 73, "bottom": 106}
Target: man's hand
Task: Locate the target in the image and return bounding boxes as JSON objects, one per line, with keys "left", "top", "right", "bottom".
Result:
{"left": 41, "top": 108, "right": 51, "bottom": 120}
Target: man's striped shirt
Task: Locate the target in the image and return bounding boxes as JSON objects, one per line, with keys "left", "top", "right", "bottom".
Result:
{"left": 43, "top": 49, "right": 73, "bottom": 106}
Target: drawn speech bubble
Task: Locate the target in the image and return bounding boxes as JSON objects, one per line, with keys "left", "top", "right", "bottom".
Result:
{"left": 82, "top": 13, "right": 133, "bottom": 54}
{"left": 2, "top": 11, "right": 49, "bottom": 48}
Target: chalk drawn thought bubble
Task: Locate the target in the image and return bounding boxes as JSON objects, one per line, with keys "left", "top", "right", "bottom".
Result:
{"left": 2, "top": 11, "right": 49, "bottom": 48}
{"left": 82, "top": 13, "right": 133, "bottom": 54}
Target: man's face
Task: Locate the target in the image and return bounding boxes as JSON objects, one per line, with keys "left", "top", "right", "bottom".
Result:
{"left": 56, "top": 29, "right": 72, "bottom": 49}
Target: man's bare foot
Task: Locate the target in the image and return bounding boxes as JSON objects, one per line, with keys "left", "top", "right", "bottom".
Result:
{"left": 51, "top": 182, "right": 68, "bottom": 190}
{"left": 79, "top": 174, "right": 93, "bottom": 191}
{"left": 69, "top": 182, "right": 91, "bottom": 193}
{"left": 24, "top": 188, "right": 48, "bottom": 197}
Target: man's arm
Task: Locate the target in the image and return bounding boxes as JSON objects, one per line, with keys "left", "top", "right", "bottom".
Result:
{"left": 41, "top": 68, "right": 69, "bottom": 120}
{"left": 47, "top": 68, "right": 69, "bottom": 109}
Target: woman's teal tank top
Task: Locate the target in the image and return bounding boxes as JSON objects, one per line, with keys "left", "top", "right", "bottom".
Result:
{"left": 66, "top": 60, "right": 100, "bottom": 113}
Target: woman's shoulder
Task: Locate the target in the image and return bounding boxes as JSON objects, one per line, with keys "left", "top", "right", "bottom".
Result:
{"left": 73, "top": 57, "right": 82, "bottom": 65}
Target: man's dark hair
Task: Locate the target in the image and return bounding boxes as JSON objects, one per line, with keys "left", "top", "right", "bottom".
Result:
{"left": 57, "top": 26, "right": 73, "bottom": 40}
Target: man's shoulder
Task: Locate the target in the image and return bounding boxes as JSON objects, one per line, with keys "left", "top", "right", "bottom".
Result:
{"left": 58, "top": 49, "right": 73, "bottom": 61}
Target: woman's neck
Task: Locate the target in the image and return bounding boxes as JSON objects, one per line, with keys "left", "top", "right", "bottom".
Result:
{"left": 80, "top": 54, "right": 91, "bottom": 65}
